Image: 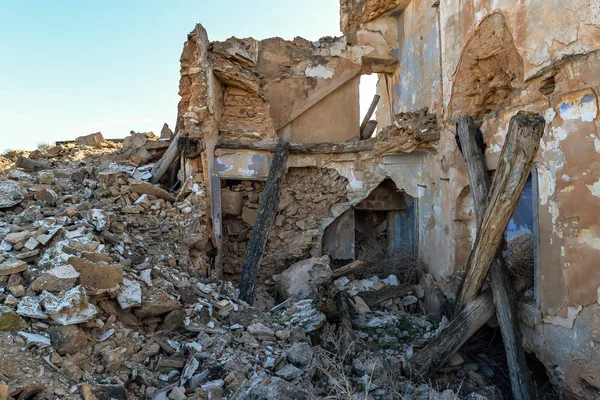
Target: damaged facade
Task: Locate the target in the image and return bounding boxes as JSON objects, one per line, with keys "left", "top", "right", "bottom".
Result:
{"left": 175, "top": 1, "right": 600, "bottom": 397}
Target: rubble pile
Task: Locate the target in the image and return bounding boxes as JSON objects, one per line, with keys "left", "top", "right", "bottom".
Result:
{"left": 377, "top": 108, "right": 440, "bottom": 144}
{"left": 0, "top": 136, "right": 505, "bottom": 400}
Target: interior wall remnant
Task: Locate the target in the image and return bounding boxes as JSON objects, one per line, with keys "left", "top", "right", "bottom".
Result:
{"left": 448, "top": 13, "right": 524, "bottom": 120}
{"left": 322, "top": 208, "right": 356, "bottom": 261}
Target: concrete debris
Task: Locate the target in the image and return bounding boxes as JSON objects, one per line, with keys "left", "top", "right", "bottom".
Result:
{"left": 0, "top": 259, "right": 28, "bottom": 276}
{"left": 0, "top": 180, "right": 24, "bottom": 209}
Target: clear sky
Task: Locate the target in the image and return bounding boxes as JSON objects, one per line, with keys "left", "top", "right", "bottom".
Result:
{"left": 0, "top": 0, "right": 376, "bottom": 152}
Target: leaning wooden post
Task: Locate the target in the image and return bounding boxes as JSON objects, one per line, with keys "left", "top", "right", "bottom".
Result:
{"left": 455, "top": 111, "right": 545, "bottom": 309}
{"left": 456, "top": 115, "right": 536, "bottom": 400}
{"left": 238, "top": 139, "right": 290, "bottom": 303}
{"left": 407, "top": 291, "right": 495, "bottom": 380}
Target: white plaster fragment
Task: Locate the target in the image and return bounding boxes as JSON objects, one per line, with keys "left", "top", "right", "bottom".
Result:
{"left": 595, "top": 138, "right": 600, "bottom": 153}
{"left": 560, "top": 186, "right": 575, "bottom": 193}
{"left": 538, "top": 166, "right": 556, "bottom": 205}
{"left": 543, "top": 305, "right": 582, "bottom": 329}
{"left": 562, "top": 174, "right": 571, "bottom": 182}
{"left": 304, "top": 65, "right": 334, "bottom": 79}
{"left": 578, "top": 228, "right": 600, "bottom": 249}
{"left": 559, "top": 90, "right": 598, "bottom": 122}
{"left": 544, "top": 108, "right": 557, "bottom": 124}
{"left": 586, "top": 180, "right": 600, "bottom": 197}
{"left": 555, "top": 126, "right": 568, "bottom": 141}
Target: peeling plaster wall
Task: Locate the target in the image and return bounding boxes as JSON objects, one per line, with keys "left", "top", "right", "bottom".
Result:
{"left": 438, "top": 0, "right": 600, "bottom": 114}
{"left": 429, "top": 2, "right": 600, "bottom": 393}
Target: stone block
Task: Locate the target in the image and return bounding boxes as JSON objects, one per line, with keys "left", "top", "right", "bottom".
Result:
{"left": 221, "top": 189, "right": 244, "bottom": 216}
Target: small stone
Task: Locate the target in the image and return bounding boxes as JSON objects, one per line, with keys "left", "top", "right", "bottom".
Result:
{"left": 275, "top": 329, "right": 291, "bottom": 341}
{"left": 18, "top": 331, "right": 51, "bottom": 347}
{"left": 468, "top": 370, "right": 488, "bottom": 386}
{"left": 32, "top": 265, "right": 80, "bottom": 292}
{"left": 68, "top": 257, "right": 123, "bottom": 295}
{"left": 448, "top": 353, "right": 464, "bottom": 367}
{"left": 0, "top": 306, "right": 28, "bottom": 331}
{"left": 4, "top": 294, "right": 18, "bottom": 306}
{"left": 117, "top": 278, "right": 142, "bottom": 310}
{"left": 135, "top": 294, "right": 181, "bottom": 318}
{"left": 103, "top": 347, "right": 127, "bottom": 372}
{"left": 49, "top": 325, "right": 88, "bottom": 355}
{"left": 0, "top": 180, "right": 24, "bottom": 208}
{"left": 16, "top": 296, "right": 48, "bottom": 319}
{"left": 35, "top": 188, "right": 59, "bottom": 204}
{"left": 4, "top": 231, "right": 31, "bottom": 244}
{"left": 247, "top": 322, "right": 275, "bottom": 341}
{"left": 402, "top": 295, "right": 419, "bottom": 307}
{"left": 0, "top": 259, "right": 28, "bottom": 276}
{"left": 354, "top": 296, "right": 371, "bottom": 314}
{"left": 287, "top": 342, "right": 313, "bottom": 366}
{"left": 81, "top": 384, "right": 127, "bottom": 400}
{"left": 76, "top": 132, "right": 104, "bottom": 148}
{"left": 24, "top": 236, "right": 40, "bottom": 250}
{"left": 276, "top": 364, "right": 302, "bottom": 381}
{"left": 168, "top": 386, "right": 187, "bottom": 400}
{"left": 242, "top": 207, "right": 258, "bottom": 226}
{"left": 8, "top": 285, "right": 25, "bottom": 297}
{"left": 38, "top": 171, "right": 55, "bottom": 185}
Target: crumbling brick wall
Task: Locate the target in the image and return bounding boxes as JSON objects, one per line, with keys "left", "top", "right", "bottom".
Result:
{"left": 221, "top": 168, "right": 349, "bottom": 281}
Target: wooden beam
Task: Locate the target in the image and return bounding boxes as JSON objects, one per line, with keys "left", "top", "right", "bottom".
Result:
{"left": 237, "top": 139, "right": 290, "bottom": 303}
{"left": 216, "top": 139, "right": 374, "bottom": 154}
{"left": 407, "top": 291, "right": 495, "bottom": 380}
{"left": 455, "top": 111, "right": 545, "bottom": 309}
{"left": 332, "top": 260, "right": 364, "bottom": 279}
{"left": 150, "top": 132, "right": 180, "bottom": 184}
{"left": 359, "top": 94, "right": 380, "bottom": 136}
{"left": 357, "top": 284, "right": 413, "bottom": 308}
{"left": 456, "top": 115, "right": 535, "bottom": 400}
{"left": 360, "top": 120, "right": 378, "bottom": 140}
{"left": 274, "top": 67, "right": 361, "bottom": 131}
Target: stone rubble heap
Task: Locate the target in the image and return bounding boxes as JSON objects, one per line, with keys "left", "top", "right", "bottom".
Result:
{"left": 0, "top": 136, "right": 503, "bottom": 400}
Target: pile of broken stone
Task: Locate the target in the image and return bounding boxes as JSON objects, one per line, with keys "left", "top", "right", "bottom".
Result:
{"left": 0, "top": 135, "right": 502, "bottom": 400}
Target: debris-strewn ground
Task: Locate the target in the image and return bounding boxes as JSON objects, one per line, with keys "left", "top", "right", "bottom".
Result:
{"left": 0, "top": 134, "right": 510, "bottom": 399}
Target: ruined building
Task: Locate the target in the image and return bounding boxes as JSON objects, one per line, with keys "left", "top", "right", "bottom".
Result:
{"left": 173, "top": 0, "right": 600, "bottom": 397}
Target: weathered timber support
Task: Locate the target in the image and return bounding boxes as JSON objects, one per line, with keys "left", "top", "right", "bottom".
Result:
{"left": 238, "top": 139, "right": 290, "bottom": 303}
{"left": 359, "top": 94, "right": 380, "bottom": 137}
{"left": 332, "top": 260, "right": 364, "bottom": 279}
{"left": 361, "top": 120, "right": 378, "bottom": 140}
{"left": 457, "top": 115, "right": 535, "bottom": 399}
{"left": 150, "top": 132, "right": 180, "bottom": 184}
{"left": 407, "top": 292, "right": 495, "bottom": 380}
{"left": 216, "top": 139, "right": 375, "bottom": 154}
{"left": 455, "top": 111, "right": 545, "bottom": 309}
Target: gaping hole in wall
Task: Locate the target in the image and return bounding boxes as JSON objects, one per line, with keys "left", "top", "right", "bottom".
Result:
{"left": 525, "top": 351, "right": 561, "bottom": 399}
{"left": 221, "top": 167, "right": 350, "bottom": 284}
{"left": 323, "top": 178, "right": 422, "bottom": 282}
{"left": 220, "top": 179, "right": 264, "bottom": 281}
{"left": 360, "top": 73, "right": 379, "bottom": 128}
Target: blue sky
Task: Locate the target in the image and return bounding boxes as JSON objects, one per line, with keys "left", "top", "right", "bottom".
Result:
{"left": 0, "top": 1, "right": 376, "bottom": 152}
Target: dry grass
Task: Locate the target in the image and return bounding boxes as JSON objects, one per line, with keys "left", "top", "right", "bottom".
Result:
{"left": 355, "top": 246, "right": 424, "bottom": 285}
{"left": 504, "top": 235, "right": 535, "bottom": 292}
